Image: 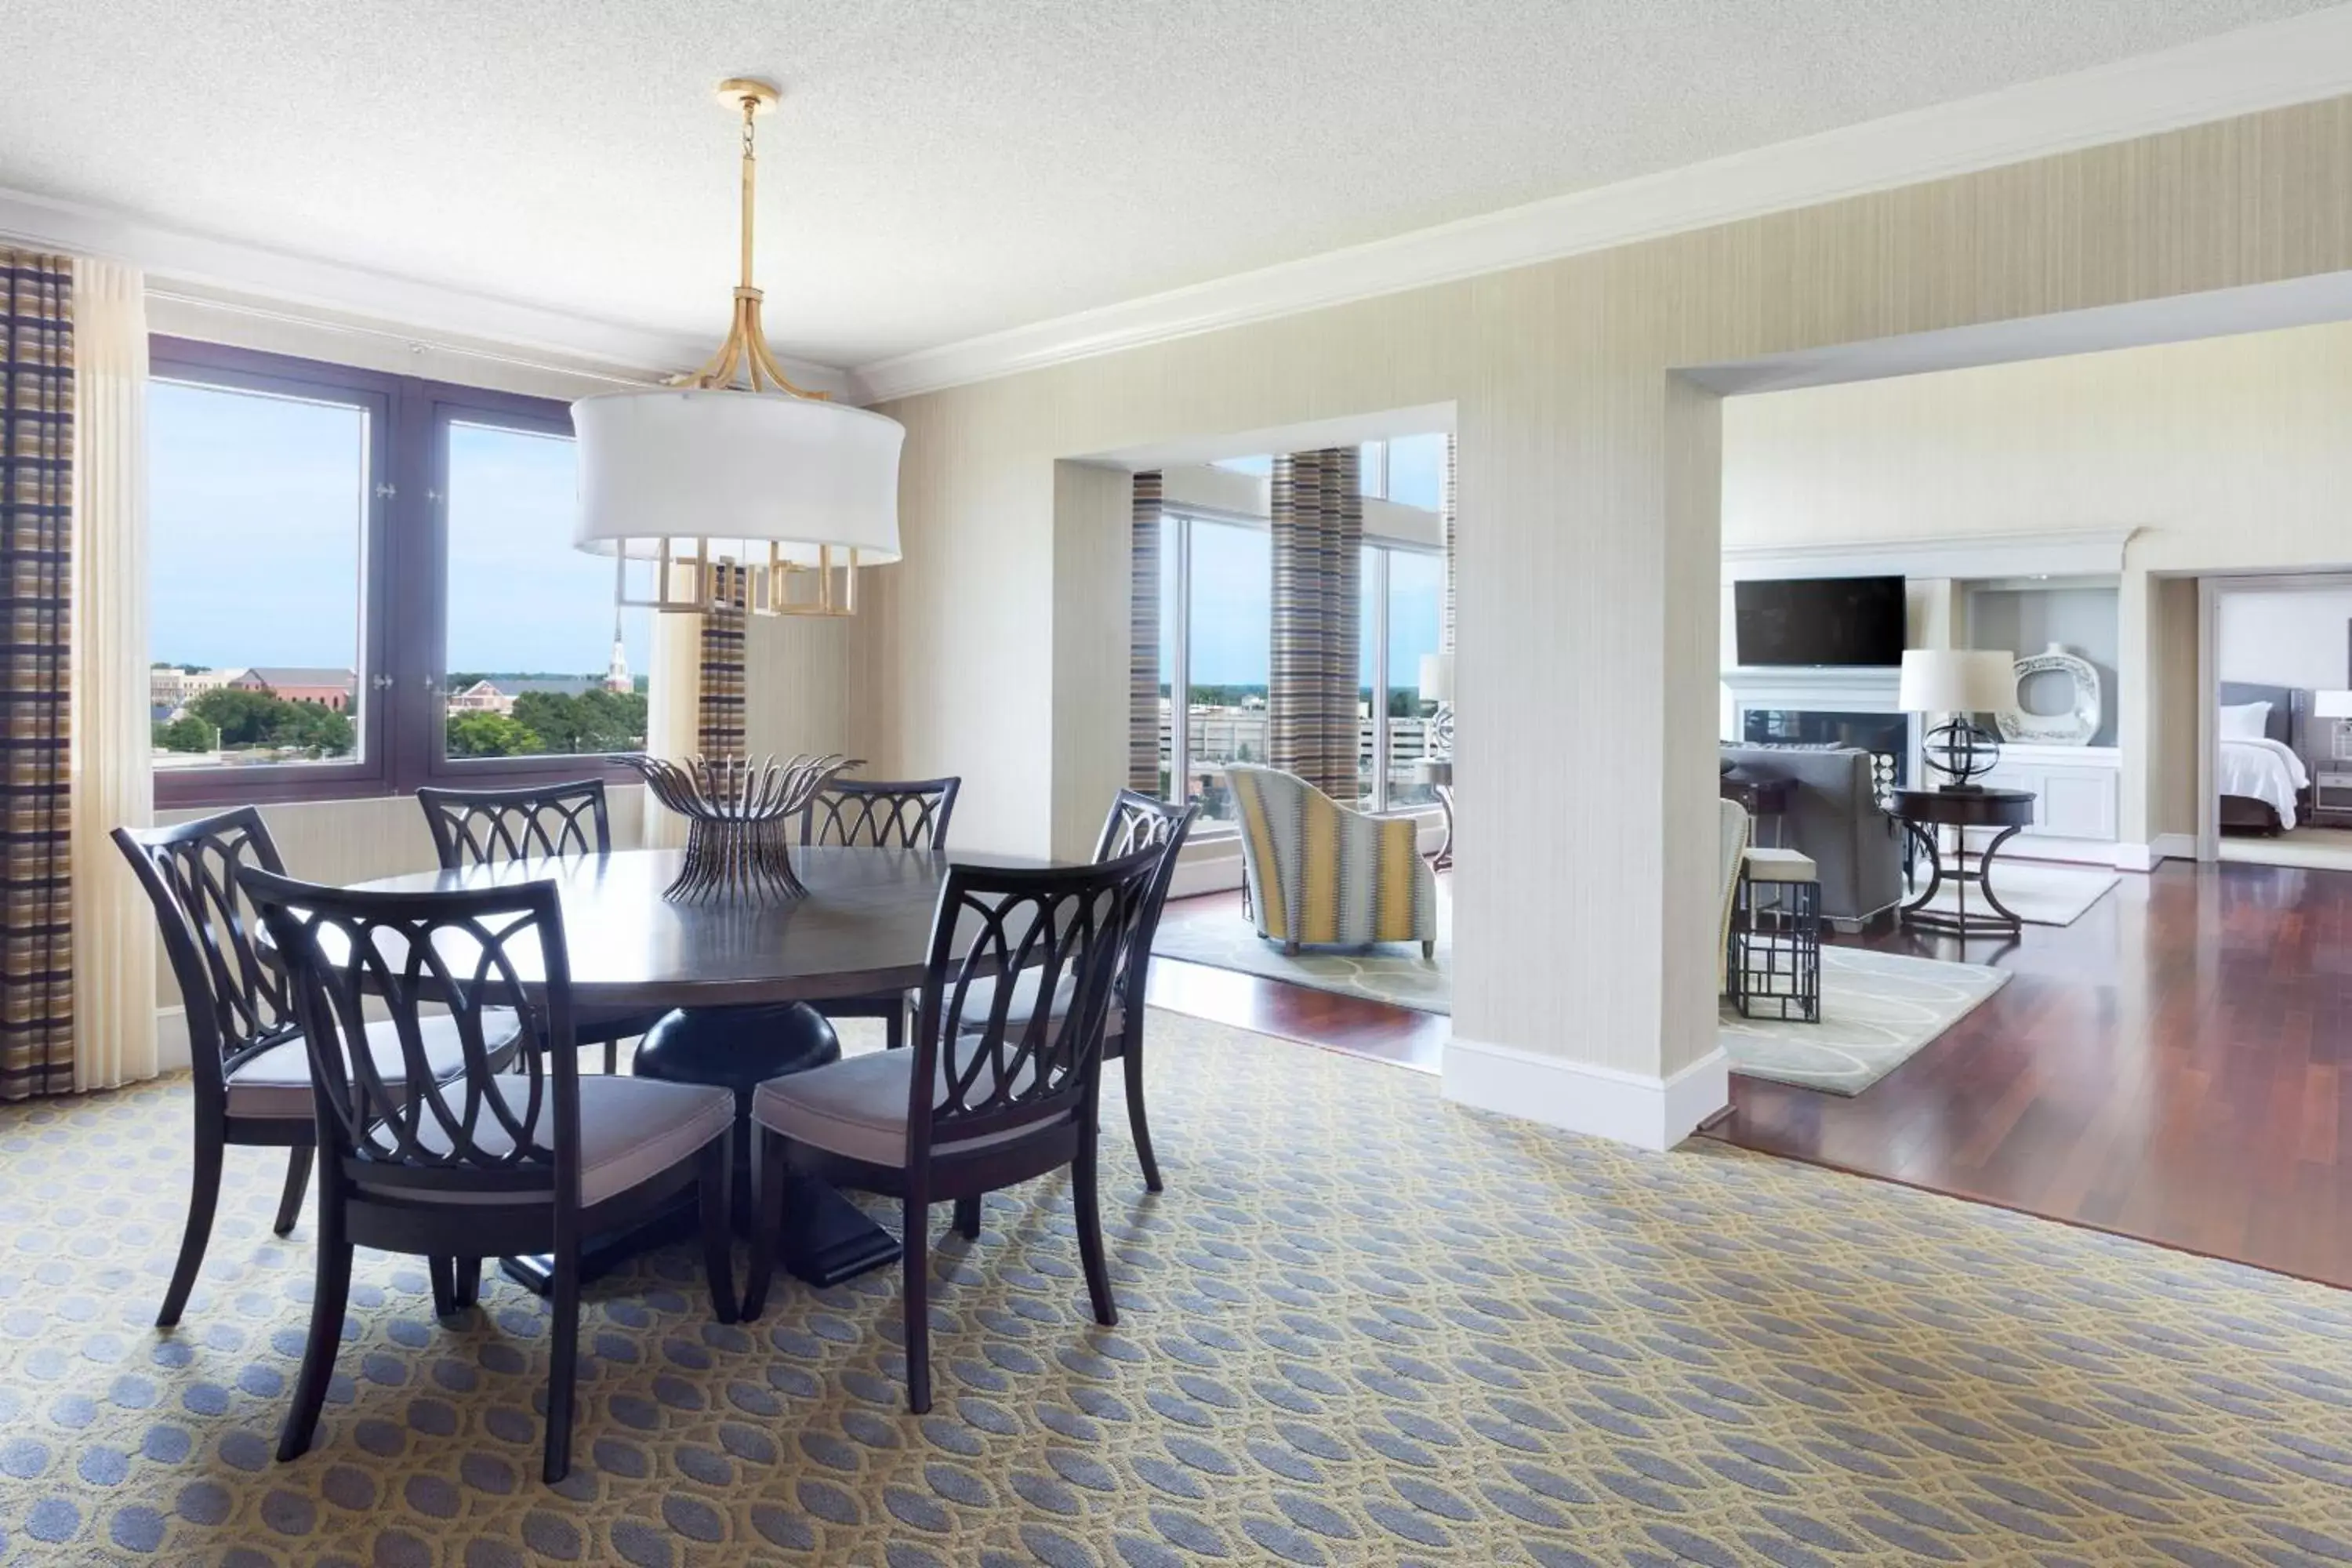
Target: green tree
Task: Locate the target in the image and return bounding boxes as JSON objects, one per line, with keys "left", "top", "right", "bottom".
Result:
{"left": 509, "top": 689, "right": 648, "bottom": 755}
{"left": 279, "top": 702, "right": 355, "bottom": 757}
{"left": 153, "top": 715, "right": 217, "bottom": 753}
{"left": 445, "top": 712, "right": 543, "bottom": 758}
{"left": 187, "top": 688, "right": 287, "bottom": 748}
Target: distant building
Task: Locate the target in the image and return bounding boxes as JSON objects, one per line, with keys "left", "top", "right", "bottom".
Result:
{"left": 233, "top": 667, "right": 356, "bottom": 710}
{"left": 445, "top": 680, "right": 513, "bottom": 716}
{"left": 604, "top": 633, "right": 631, "bottom": 694}
{"left": 445, "top": 674, "right": 623, "bottom": 718}
{"left": 149, "top": 665, "right": 243, "bottom": 711}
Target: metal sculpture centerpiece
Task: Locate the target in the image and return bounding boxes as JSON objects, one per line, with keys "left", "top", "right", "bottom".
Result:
{"left": 622, "top": 753, "right": 855, "bottom": 902}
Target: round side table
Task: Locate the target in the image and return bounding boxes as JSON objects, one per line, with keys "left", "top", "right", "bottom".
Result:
{"left": 1890, "top": 786, "right": 2036, "bottom": 943}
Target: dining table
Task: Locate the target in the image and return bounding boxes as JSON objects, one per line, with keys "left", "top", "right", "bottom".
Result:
{"left": 346, "top": 843, "right": 1054, "bottom": 1296}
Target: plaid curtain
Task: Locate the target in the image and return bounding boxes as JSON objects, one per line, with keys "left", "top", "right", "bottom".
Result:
{"left": 1268, "top": 448, "right": 1362, "bottom": 800}
{"left": 1129, "top": 472, "right": 1162, "bottom": 795}
{"left": 1, "top": 251, "right": 74, "bottom": 1100}
{"left": 696, "top": 561, "right": 746, "bottom": 760}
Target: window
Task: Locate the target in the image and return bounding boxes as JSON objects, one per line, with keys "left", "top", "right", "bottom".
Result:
{"left": 148, "top": 339, "right": 646, "bottom": 807}
{"left": 1358, "top": 434, "right": 1449, "bottom": 511}
{"left": 1156, "top": 513, "right": 1271, "bottom": 827}
{"left": 1358, "top": 541, "right": 1446, "bottom": 811}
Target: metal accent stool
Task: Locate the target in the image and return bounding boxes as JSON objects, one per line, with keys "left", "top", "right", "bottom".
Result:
{"left": 1732, "top": 847, "right": 1822, "bottom": 1023}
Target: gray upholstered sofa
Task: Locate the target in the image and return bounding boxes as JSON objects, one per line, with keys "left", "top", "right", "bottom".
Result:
{"left": 1718, "top": 745, "right": 1904, "bottom": 927}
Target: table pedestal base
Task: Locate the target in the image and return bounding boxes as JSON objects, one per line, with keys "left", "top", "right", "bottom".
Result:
{"left": 498, "top": 1002, "right": 899, "bottom": 1298}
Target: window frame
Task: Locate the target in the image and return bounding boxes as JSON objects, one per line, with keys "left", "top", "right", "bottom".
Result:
{"left": 1361, "top": 537, "right": 1446, "bottom": 812}
{"left": 1157, "top": 507, "right": 1274, "bottom": 837}
{"left": 150, "top": 337, "right": 643, "bottom": 810}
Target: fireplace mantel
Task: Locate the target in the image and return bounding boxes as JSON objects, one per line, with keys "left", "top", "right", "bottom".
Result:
{"left": 1720, "top": 666, "right": 1901, "bottom": 709}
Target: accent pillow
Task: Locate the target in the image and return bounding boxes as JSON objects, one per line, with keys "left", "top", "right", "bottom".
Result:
{"left": 2219, "top": 701, "right": 2272, "bottom": 742}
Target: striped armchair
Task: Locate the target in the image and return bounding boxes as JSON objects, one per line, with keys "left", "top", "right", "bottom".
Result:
{"left": 1227, "top": 765, "right": 1439, "bottom": 957}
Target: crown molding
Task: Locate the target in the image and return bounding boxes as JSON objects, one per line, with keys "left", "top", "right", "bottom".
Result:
{"left": 1722, "top": 528, "right": 2138, "bottom": 583}
{"left": 851, "top": 8, "right": 2352, "bottom": 405}
{"left": 0, "top": 185, "right": 855, "bottom": 397}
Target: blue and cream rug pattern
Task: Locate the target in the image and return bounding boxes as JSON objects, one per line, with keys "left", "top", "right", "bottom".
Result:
{"left": 4, "top": 1011, "right": 2352, "bottom": 1565}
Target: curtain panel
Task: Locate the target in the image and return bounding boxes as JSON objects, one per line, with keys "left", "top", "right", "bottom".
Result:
{"left": 1441, "top": 433, "right": 1457, "bottom": 655}
{"left": 0, "top": 250, "right": 75, "bottom": 1100}
{"left": 69, "top": 257, "right": 157, "bottom": 1091}
{"left": 696, "top": 561, "right": 748, "bottom": 760}
{"left": 1268, "top": 448, "right": 1363, "bottom": 800}
{"left": 1128, "top": 471, "right": 1162, "bottom": 795}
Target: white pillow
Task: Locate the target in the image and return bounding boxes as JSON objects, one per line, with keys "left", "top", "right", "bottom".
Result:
{"left": 2219, "top": 701, "right": 2272, "bottom": 742}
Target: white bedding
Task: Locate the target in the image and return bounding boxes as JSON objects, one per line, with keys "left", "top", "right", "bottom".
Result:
{"left": 2219, "top": 735, "right": 2308, "bottom": 826}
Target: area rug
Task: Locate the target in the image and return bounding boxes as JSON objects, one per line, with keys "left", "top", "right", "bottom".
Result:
{"left": 1907, "top": 857, "right": 2119, "bottom": 927}
{"left": 6, "top": 1012, "right": 2352, "bottom": 1566}
{"left": 1718, "top": 944, "right": 2009, "bottom": 1094}
{"left": 1151, "top": 889, "right": 1452, "bottom": 1014}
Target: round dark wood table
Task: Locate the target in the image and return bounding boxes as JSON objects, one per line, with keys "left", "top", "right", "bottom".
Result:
{"left": 347, "top": 845, "right": 1052, "bottom": 1294}
{"left": 1889, "top": 786, "right": 2037, "bottom": 944}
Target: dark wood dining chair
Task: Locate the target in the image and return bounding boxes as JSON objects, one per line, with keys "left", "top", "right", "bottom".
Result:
{"left": 799, "top": 775, "right": 961, "bottom": 1050}
{"left": 416, "top": 781, "right": 666, "bottom": 1073}
{"left": 240, "top": 867, "right": 738, "bottom": 1485}
{"left": 114, "top": 808, "right": 520, "bottom": 1328}
{"left": 739, "top": 847, "right": 1161, "bottom": 1413}
{"left": 932, "top": 790, "right": 1199, "bottom": 1190}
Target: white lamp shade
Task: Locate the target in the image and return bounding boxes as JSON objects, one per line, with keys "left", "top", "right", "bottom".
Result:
{"left": 1897, "top": 648, "right": 2016, "bottom": 713}
{"left": 1418, "top": 652, "right": 1454, "bottom": 702}
{"left": 2314, "top": 689, "right": 2352, "bottom": 719}
{"left": 572, "top": 387, "right": 904, "bottom": 564}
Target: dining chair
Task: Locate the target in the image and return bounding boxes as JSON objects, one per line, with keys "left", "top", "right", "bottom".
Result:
{"left": 113, "top": 808, "right": 522, "bottom": 1328}
{"left": 799, "top": 775, "right": 961, "bottom": 1051}
{"left": 415, "top": 780, "right": 666, "bottom": 1073}
{"left": 925, "top": 790, "right": 1198, "bottom": 1190}
{"left": 739, "top": 846, "right": 1161, "bottom": 1413}
{"left": 241, "top": 867, "right": 737, "bottom": 1485}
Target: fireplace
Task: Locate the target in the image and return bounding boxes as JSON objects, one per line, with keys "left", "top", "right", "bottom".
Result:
{"left": 1719, "top": 665, "right": 1920, "bottom": 787}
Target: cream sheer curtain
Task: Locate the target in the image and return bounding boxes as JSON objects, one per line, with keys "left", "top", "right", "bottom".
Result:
{"left": 69, "top": 257, "right": 158, "bottom": 1090}
{"left": 641, "top": 564, "right": 701, "bottom": 849}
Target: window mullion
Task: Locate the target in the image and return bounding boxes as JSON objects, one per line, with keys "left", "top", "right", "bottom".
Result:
{"left": 1171, "top": 517, "right": 1192, "bottom": 805}
{"left": 1370, "top": 547, "right": 1392, "bottom": 811}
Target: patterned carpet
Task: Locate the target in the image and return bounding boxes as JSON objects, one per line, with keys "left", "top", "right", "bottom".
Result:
{"left": 5, "top": 1011, "right": 2352, "bottom": 1565}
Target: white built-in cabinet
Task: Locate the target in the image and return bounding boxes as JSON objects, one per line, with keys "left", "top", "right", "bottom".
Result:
{"left": 1974, "top": 744, "right": 2122, "bottom": 848}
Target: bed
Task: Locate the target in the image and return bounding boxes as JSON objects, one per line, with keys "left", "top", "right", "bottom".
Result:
{"left": 2217, "top": 681, "right": 2310, "bottom": 835}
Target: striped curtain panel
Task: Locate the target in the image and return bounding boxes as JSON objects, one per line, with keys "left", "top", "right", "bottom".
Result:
{"left": 1128, "top": 472, "right": 1163, "bottom": 794}
{"left": 696, "top": 561, "right": 747, "bottom": 760}
{"left": 1268, "top": 448, "right": 1362, "bottom": 800}
{"left": 1, "top": 251, "right": 75, "bottom": 1101}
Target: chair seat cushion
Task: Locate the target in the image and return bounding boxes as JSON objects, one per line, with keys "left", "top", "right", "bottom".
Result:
{"left": 357, "top": 1076, "right": 734, "bottom": 1208}
{"left": 750, "top": 1051, "right": 1040, "bottom": 1169}
{"left": 225, "top": 1011, "right": 522, "bottom": 1120}
{"left": 902, "top": 970, "right": 1124, "bottom": 1040}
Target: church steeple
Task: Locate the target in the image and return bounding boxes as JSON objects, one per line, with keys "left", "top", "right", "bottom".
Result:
{"left": 604, "top": 610, "right": 630, "bottom": 693}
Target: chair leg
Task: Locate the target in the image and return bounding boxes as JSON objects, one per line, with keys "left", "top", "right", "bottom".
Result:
{"left": 603, "top": 1038, "right": 619, "bottom": 1075}
{"left": 1073, "top": 1131, "right": 1117, "bottom": 1328}
{"left": 952, "top": 1194, "right": 982, "bottom": 1240}
{"left": 886, "top": 1002, "right": 906, "bottom": 1051}
{"left": 1120, "top": 1033, "right": 1163, "bottom": 1194}
{"left": 158, "top": 1130, "right": 225, "bottom": 1328}
{"left": 902, "top": 1192, "right": 932, "bottom": 1414}
{"left": 453, "top": 1258, "right": 482, "bottom": 1310}
{"left": 1283, "top": 940, "right": 1300, "bottom": 956}
{"left": 277, "top": 1194, "right": 350, "bottom": 1461}
{"left": 699, "top": 1133, "right": 739, "bottom": 1325}
{"left": 543, "top": 1241, "right": 581, "bottom": 1485}
{"left": 429, "top": 1256, "right": 459, "bottom": 1319}
{"left": 1421, "top": 939, "right": 1435, "bottom": 960}
{"left": 741, "top": 1129, "right": 789, "bottom": 1321}
{"left": 272, "top": 1145, "right": 314, "bottom": 1237}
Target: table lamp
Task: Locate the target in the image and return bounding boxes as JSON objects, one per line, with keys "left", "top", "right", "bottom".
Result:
{"left": 1898, "top": 648, "right": 2015, "bottom": 789}
{"left": 2314, "top": 689, "right": 2352, "bottom": 761}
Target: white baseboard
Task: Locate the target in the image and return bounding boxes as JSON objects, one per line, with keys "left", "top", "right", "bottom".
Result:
{"left": 1443, "top": 1036, "right": 1729, "bottom": 1153}
{"left": 155, "top": 1006, "right": 191, "bottom": 1074}
{"left": 2114, "top": 834, "right": 2197, "bottom": 872}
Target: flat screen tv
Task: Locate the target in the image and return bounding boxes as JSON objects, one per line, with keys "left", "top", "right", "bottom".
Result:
{"left": 1734, "top": 575, "right": 1905, "bottom": 667}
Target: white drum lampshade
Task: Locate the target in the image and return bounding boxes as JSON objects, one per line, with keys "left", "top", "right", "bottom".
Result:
{"left": 2313, "top": 689, "right": 2352, "bottom": 720}
{"left": 1897, "top": 648, "right": 2015, "bottom": 714}
{"left": 572, "top": 388, "right": 903, "bottom": 566}
{"left": 1418, "top": 652, "right": 1454, "bottom": 703}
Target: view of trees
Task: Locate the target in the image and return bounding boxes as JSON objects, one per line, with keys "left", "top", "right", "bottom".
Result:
{"left": 444, "top": 688, "right": 648, "bottom": 758}
{"left": 152, "top": 714, "right": 218, "bottom": 753}
{"left": 179, "top": 688, "right": 354, "bottom": 758}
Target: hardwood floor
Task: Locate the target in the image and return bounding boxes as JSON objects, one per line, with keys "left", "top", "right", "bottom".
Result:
{"left": 1152, "top": 860, "right": 2352, "bottom": 1290}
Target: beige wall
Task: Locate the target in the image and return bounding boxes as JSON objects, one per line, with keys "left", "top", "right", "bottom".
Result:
{"left": 857, "top": 96, "right": 2352, "bottom": 1132}
{"left": 1724, "top": 316, "right": 2352, "bottom": 848}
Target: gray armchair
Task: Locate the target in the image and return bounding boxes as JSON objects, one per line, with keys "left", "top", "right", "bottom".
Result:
{"left": 1718, "top": 746, "right": 1904, "bottom": 925}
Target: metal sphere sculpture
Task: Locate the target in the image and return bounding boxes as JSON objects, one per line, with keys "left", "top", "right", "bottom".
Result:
{"left": 1921, "top": 720, "right": 2001, "bottom": 789}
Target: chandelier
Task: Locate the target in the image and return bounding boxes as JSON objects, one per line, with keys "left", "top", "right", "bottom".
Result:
{"left": 572, "top": 78, "right": 902, "bottom": 617}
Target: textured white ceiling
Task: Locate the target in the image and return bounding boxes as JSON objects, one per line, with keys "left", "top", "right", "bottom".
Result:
{"left": 0, "top": 1, "right": 2334, "bottom": 368}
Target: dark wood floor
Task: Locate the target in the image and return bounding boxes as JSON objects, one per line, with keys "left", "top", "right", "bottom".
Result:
{"left": 1152, "top": 859, "right": 2352, "bottom": 1290}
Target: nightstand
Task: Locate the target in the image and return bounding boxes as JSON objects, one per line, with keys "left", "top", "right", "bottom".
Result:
{"left": 2316, "top": 771, "right": 2352, "bottom": 818}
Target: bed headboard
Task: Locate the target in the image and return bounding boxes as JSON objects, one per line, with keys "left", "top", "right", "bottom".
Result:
{"left": 2219, "top": 681, "right": 2296, "bottom": 746}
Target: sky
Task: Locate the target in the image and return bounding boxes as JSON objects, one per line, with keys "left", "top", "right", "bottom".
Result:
{"left": 1162, "top": 520, "right": 1443, "bottom": 688}
{"left": 150, "top": 381, "right": 651, "bottom": 677}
